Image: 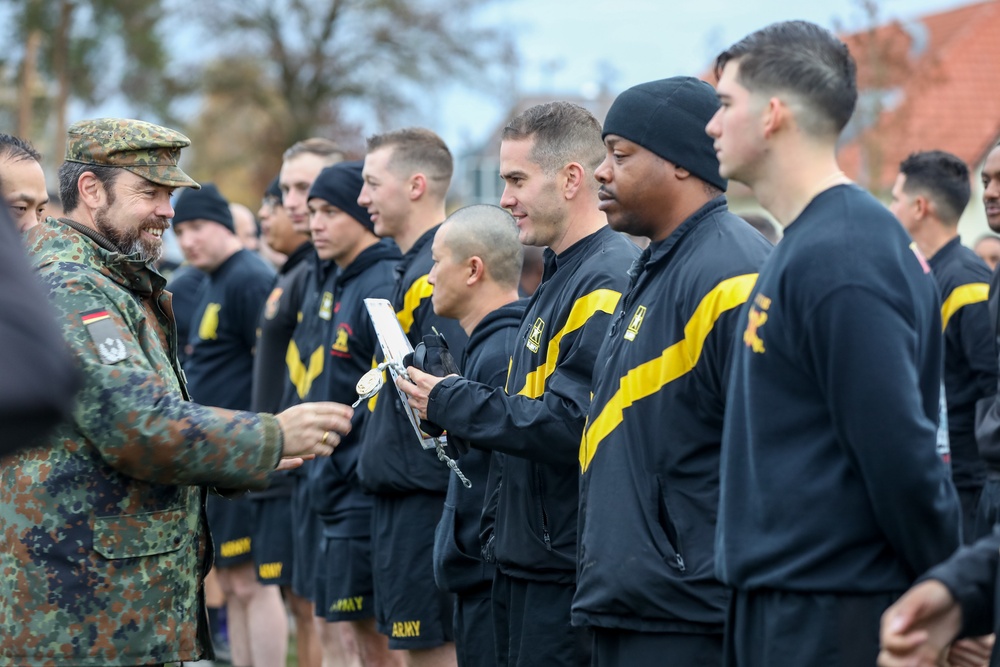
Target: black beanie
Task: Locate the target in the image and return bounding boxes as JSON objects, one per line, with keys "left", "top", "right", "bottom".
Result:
{"left": 172, "top": 182, "right": 234, "bottom": 233}
{"left": 307, "top": 161, "right": 372, "bottom": 231}
{"left": 602, "top": 76, "right": 727, "bottom": 192}
{"left": 264, "top": 175, "right": 282, "bottom": 204}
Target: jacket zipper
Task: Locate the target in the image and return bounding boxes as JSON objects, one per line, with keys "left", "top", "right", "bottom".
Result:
{"left": 660, "top": 494, "right": 686, "bottom": 572}
{"left": 534, "top": 467, "right": 552, "bottom": 550}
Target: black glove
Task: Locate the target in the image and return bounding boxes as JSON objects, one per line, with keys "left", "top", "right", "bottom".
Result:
{"left": 404, "top": 333, "right": 470, "bottom": 457}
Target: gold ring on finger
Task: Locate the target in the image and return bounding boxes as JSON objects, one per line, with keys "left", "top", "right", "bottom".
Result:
{"left": 321, "top": 430, "right": 330, "bottom": 445}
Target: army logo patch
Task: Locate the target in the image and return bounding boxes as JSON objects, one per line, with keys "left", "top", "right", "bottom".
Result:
{"left": 319, "top": 292, "right": 334, "bottom": 320}
{"left": 264, "top": 287, "right": 284, "bottom": 320}
{"left": 82, "top": 309, "right": 130, "bottom": 365}
{"left": 526, "top": 317, "right": 545, "bottom": 353}
{"left": 331, "top": 323, "right": 352, "bottom": 358}
{"left": 624, "top": 305, "right": 647, "bottom": 341}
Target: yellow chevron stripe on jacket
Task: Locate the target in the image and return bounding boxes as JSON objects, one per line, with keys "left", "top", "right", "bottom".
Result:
{"left": 580, "top": 273, "right": 758, "bottom": 472}
{"left": 287, "top": 340, "right": 325, "bottom": 400}
{"left": 941, "top": 282, "right": 989, "bottom": 331}
{"left": 397, "top": 275, "right": 433, "bottom": 335}
{"left": 517, "top": 289, "right": 622, "bottom": 400}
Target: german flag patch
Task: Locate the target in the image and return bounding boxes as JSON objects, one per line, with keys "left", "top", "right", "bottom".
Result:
{"left": 82, "top": 308, "right": 130, "bottom": 364}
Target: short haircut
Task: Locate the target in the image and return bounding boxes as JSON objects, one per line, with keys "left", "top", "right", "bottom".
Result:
{"left": 0, "top": 134, "right": 41, "bottom": 164}
{"left": 283, "top": 137, "right": 345, "bottom": 164}
{"left": 715, "top": 20, "right": 857, "bottom": 138}
{"left": 502, "top": 102, "right": 605, "bottom": 174}
{"left": 366, "top": 128, "right": 453, "bottom": 198}
{"left": 975, "top": 233, "right": 1000, "bottom": 248}
{"left": 57, "top": 161, "right": 120, "bottom": 213}
{"left": 440, "top": 204, "right": 523, "bottom": 290}
{"left": 898, "top": 151, "right": 971, "bottom": 225}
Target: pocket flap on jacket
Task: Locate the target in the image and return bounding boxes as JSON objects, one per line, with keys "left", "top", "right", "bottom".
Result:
{"left": 93, "top": 508, "right": 187, "bottom": 559}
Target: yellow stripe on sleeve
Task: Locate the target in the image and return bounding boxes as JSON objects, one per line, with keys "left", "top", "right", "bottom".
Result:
{"left": 397, "top": 275, "right": 433, "bottom": 335}
{"left": 517, "top": 289, "right": 622, "bottom": 400}
{"left": 579, "top": 274, "right": 758, "bottom": 472}
{"left": 941, "top": 282, "right": 989, "bottom": 331}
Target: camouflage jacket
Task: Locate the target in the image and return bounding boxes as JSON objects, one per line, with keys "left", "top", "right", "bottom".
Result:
{"left": 0, "top": 217, "right": 283, "bottom": 666}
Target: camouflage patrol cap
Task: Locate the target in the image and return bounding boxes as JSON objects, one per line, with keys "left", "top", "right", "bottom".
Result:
{"left": 65, "top": 118, "right": 200, "bottom": 189}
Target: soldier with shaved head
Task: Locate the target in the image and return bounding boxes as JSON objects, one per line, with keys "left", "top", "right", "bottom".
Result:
{"left": 426, "top": 205, "right": 525, "bottom": 667}
{"left": 398, "top": 104, "right": 639, "bottom": 667}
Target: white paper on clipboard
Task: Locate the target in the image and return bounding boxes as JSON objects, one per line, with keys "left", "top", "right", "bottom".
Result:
{"left": 364, "top": 297, "right": 439, "bottom": 450}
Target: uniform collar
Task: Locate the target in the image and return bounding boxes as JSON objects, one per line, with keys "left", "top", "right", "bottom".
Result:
{"left": 48, "top": 217, "right": 164, "bottom": 296}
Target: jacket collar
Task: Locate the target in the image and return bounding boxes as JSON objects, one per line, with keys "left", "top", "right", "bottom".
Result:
{"left": 32, "top": 217, "right": 165, "bottom": 296}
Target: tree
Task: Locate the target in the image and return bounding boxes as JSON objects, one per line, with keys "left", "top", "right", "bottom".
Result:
{"left": 184, "top": 0, "right": 514, "bottom": 188}
{"left": 3, "top": 0, "right": 178, "bottom": 170}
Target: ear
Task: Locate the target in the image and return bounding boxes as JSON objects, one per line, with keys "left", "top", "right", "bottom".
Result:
{"left": 467, "top": 256, "right": 485, "bottom": 286}
{"left": 409, "top": 173, "right": 428, "bottom": 201}
{"left": 673, "top": 164, "right": 692, "bottom": 181}
{"left": 562, "top": 162, "right": 586, "bottom": 200}
{"left": 77, "top": 171, "right": 109, "bottom": 209}
{"left": 762, "top": 96, "right": 790, "bottom": 139}
{"left": 913, "top": 194, "right": 931, "bottom": 220}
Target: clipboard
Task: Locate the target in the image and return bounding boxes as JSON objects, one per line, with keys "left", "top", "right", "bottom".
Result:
{"left": 364, "top": 297, "right": 439, "bottom": 450}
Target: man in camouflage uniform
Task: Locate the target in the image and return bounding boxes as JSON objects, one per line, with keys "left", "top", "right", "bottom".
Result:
{"left": 0, "top": 118, "right": 354, "bottom": 667}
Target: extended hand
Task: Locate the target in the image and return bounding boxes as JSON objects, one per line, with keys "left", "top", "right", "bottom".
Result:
{"left": 395, "top": 366, "right": 446, "bottom": 420}
{"left": 878, "top": 580, "right": 963, "bottom": 667}
{"left": 276, "top": 402, "right": 354, "bottom": 459}
{"left": 274, "top": 454, "right": 316, "bottom": 472}
{"left": 946, "top": 635, "right": 993, "bottom": 667}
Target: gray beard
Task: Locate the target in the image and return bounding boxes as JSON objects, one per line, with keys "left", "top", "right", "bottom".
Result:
{"left": 94, "top": 210, "right": 165, "bottom": 264}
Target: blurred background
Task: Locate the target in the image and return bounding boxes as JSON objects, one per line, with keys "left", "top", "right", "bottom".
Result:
{"left": 1, "top": 0, "right": 992, "bottom": 237}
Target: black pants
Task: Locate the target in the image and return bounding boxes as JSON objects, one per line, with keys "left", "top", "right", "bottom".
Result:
{"left": 492, "top": 570, "right": 590, "bottom": 667}
{"left": 455, "top": 590, "right": 496, "bottom": 667}
{"left": 724, "top": 588, "right": 899, "bottom": 667}
{"left": 592, "top": 627, "right": 723, "bottom": 667}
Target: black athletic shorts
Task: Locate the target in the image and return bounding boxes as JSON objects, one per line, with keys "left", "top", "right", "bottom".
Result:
{"left": 492, "top": 570, "right": 590, "bottom": 667}
{"left": 724, "top": 588, "right": 900, "bottom": 667}
{"left": 314, "top": 532, "right": 375, "bottom": 622}
{"left": 455, "top": 590, "right": 495, "bottom": 667}
{"left": 372, "top": 492, "right": 454, "bottom": 650}
{"left": 207, "top": 494, "right": 254, "bottom": 568}
{"left": 251, "top": 495, "right": 294, "bottom": 586}
{"left": 591, "top": 627, "right": 723, "bottom": 667}
{"left": 291, "top": 474, "right": 322, "bottom": 600}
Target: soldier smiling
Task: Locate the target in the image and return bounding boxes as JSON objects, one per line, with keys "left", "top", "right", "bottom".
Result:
{"left": 1, "top": 118, "right": 354, "bottom": 667}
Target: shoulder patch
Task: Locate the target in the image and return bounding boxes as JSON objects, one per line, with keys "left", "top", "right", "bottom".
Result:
{"left": 264, "top": 287, "right": 284, "bottom": 320}
{"left": 82, "top": 308, "right": 130, "bottom": 364}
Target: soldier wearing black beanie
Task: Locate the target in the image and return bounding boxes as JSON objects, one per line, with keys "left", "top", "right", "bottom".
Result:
{"left": 173, "top": 183, "right": 235, "bottom": 234}
{"left": 307, "top": 161, "right": 372, "bottom": 231}
{"left": 601, "top": 76, "right": 728, "bottom": 192}
{"left": 573, "top": 75, "right": 772, "bottom": 666}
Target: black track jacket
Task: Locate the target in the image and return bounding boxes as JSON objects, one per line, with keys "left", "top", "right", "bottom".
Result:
{"left": 427, "top": 225, "right": 639, "bottom": 583}
{"left": 358, "top": 226, "right": 468, "bottom": 495}
{"left": 433, "top": 300, "right": 526, "bottom": 595}
{"left": 573, "top": 198, "right": 771, "bottom": 633}
{"left": 308, "top": 241, "right": 400, "bottom": 536}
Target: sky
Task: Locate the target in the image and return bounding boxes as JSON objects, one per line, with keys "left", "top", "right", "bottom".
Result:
{"left": 416, "top": 0, "right": 978, "bottom": 154}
